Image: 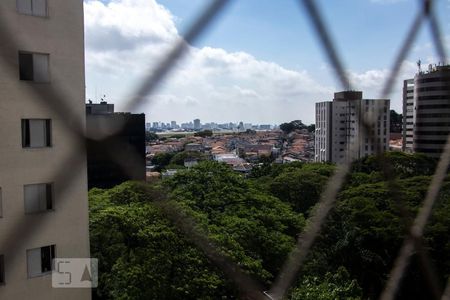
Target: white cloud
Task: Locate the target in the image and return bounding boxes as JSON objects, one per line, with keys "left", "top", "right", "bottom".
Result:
{"left": 84, "top": 0, "right": 427, "bottom": 124}
{"left": 84, "top": 0, "right": 333, "bottom": 124}
{"left": 347, "top": 60, "right": 417, "bottom": 112}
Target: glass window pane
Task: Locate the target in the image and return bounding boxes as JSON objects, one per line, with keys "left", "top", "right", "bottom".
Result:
{"left": 29, "top": 119, "right": 46, "bottom": 147}
{"left": 0, "top": 255, "right": 4, "bottom": 284}
{"left": 17, "top": 0, "right": 32, "bottom": 14}
{"left": 24, "top": 184, "right": 40, "bottom": 213}
{"left": 19, "top": 53, "right": 34, "bottom": 81}
{"left": 27, "top": 248, "right": 41, "bottom": 277}
{"left": 38, "top": 184, "right": 47, "bottom": 211}
{"left": 32, "top": 0, "right": 47, "bottom": 16}
{"left": 32, "top": 54, "right": 49, "bottom": 83}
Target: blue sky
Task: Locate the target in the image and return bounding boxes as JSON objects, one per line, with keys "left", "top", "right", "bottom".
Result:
{"left": 84, "top": 0, "right": 450, "bottom": 124}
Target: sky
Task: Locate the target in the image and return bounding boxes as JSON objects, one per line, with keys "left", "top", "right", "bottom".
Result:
{"left": 84, "top": 0, "right": 450, "bottom": 125}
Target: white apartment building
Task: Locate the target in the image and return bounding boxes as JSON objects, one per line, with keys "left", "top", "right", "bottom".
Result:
{"left": 402, "top": 79, "right": 415, "bottom": 152}
{"left": 315, "top": 91, "right": 390, "bottom": 164}
{"left": 0, "top": 1, "right": 90, "bottom": 299}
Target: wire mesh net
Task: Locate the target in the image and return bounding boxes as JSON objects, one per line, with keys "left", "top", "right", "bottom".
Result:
{"left": 0, "top": 0, "right": 449, "bottom": 299}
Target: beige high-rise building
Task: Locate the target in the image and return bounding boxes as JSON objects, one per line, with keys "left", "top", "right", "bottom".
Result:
{"left": 315, "top": 91, "right": 390, "bottom": 164}
{"left": 0, "top": 1, "right": 90, "bottom": 299}
{"left": 402, "top": 79, "right": 415, "bottom": 152}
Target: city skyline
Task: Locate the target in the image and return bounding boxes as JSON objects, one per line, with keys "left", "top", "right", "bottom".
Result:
{"left": 84, "top": 0, "right": 450, "bottom": 124}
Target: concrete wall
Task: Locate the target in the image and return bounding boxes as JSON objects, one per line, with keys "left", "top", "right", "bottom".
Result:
{"left": 0, "top": 0, "right": 90, "bottom": 299}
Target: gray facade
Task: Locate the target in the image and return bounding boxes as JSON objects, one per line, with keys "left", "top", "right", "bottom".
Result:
{"left": 413, "top": 65, "right": 450, "bottom": 158}
{"left": 86, "top": 103, "right": 146, "bottom": 189}
{"left": 0, "top": 1, "right": 90, "bottom": 299}
{"left": 315, "top": 91, "right": 390, "bottom": 164}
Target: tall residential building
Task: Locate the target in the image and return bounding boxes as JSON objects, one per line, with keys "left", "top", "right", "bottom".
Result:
{"left": 410, "top": 64, "right": 450, "bottom": 158}
{"left": 194, "top": 118, "right": 201, "bottom": 130}
{"left": 402, "top": 79, "right": 415, "bottom": 152}
{"left": 0, "top": 1, "right": 90, "bottom": 299}
{"left": 315, "top": 91, "right": 390, "bottom": 164}
{"left": 86, "top": 101, "right": 146, "bottom": 189}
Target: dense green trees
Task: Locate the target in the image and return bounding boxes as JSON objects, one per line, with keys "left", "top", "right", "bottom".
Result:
{"left": 90, "top": 182, "right": 233, "bottom": 299}
{"left": 194, "top": 130, "right": 213, "bottom": 137}
{"left": 165, "top": 161, "right": 305, "bottom": 280}
{"left": 280, "top": 120, "right": 307, "bottom": 134}
{"left": 279, "top": 120, "right": 315, "bottom": 133}
{"left": 290, "top": 267, "right": 362, "bottom": 300}
{"left": 390, "top": 110, "right": 403, "bottom": 133}
{"left": 90, "top": 153, "right": 450, "bottom": 300}
{"left": 250, "top": 162, "right": 334, "bottom": 215}
{"left": 305, "top": 154, "right": 448, "bottom": 299}
{"left": 90, "top": 162, "right": 305, "bottom": 299}
{"left": 169, "top": 151, "right": 205, "bottom": 166}
{"left": 151, "top": 152, "right": 176, "bottom": 171}
{"left": 145, "top": 131, "right": 159, "bottom": 142}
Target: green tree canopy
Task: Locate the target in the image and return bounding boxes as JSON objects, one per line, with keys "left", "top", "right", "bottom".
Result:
{"left": 290, "top": 267, "right": 362, "bottom": 300}
{"left": 164, "top": 161, "right": 305, "bottom": 280}
{"left": 145, "top": 131, "right": 159, "bottom": 142}
{"left": 194, "top": 130, "right": 213, "bottom": 137}
{"left": 280, "top": 120, "right": 307, "bottom": 134}
{"left": 90, "top": 182, "right": 234, "bottom": 299}
{"left": 169, "top": 151, "right": 205, "bottom": 166}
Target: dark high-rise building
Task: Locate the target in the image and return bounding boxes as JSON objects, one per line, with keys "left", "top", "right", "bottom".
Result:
{"left": 86, "top": 101, "right": 145, "bottom": 189}
{"left": 194, "top": 118, "right": 201, "bottom": 130}
{"left": 403, "top": 64, "right": 450, "bottom": 158}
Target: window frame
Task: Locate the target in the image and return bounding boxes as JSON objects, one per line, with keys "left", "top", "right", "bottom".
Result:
{"left": 16, "top": 0, "right": 48, "bottom": 18}
{"left": 26, "top": 245, "right": 55, "bottom": 278}
{"left": 23, "top": 183, "right": 54, "bottom": 215}
{"left": 21, "top": 119, "right": 52, "bottom": 148}
{"left": 0, "top": 255, "right": 4, "bottom": 285}
{"left": 18, "top": 51, "right": 50, "bottom": 83}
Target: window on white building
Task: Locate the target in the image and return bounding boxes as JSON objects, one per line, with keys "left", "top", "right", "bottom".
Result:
{"left": 21, "top": 119, "right": 51, "bottom": 148}
{"left": 0, "top": 255, "right": 4, "bottom": 284}
{"left": 27, "top": 245, "right": 55, "bottom": 277}
{"left": 24, "top": 183, "right": 53, "bottom": 214}
{"left": 19, "top": 52, "right": 49, "bottom": 82}
{"left": 17, "top": 0, "right": 48, "bottom": 17}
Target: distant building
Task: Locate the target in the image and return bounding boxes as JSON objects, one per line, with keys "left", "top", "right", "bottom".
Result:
{"left": 170, "top": 121, "right": 177, "bottom": 128}
{"left": 185, "top": 143, "right": 203, "bottom": 152}
{"left": 194, "top": 119, "right": 201, "bottom": 130}
{"left": 86, "top": 100, "right": 114, "bottom": 114}
{"left": 238, "top": 121, "right": 244, "bottom": 132}
{"left": 86, "top": 102, "right": 145, "bottom": 189}
{"left": 315, "top": 91, "right": 390, "bottom": 163}
{"left": 410, "top": 64, "right": 450, "bottom": 158}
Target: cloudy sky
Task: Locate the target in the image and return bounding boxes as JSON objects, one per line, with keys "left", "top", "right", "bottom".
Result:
{"left": 84, "top": 0, "right": 450, "bottom": 125}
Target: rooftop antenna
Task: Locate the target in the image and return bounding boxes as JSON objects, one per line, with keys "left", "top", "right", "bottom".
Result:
{"left": 417, "top": 59, "right": 422, "bottom": 73}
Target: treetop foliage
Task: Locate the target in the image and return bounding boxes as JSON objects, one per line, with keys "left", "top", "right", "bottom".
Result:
{"left": 90, "top": 153, "right": 450, "bottom": 300}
